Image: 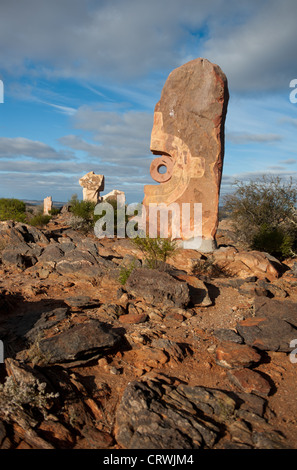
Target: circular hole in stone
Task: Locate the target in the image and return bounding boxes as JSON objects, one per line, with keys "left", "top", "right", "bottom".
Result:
{"left": 157, "top": 164, "right": 167, "bottom": 174}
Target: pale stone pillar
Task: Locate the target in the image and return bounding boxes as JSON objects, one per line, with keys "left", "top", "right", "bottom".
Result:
{"left": 43, "top": 196, "right": 52, "bottom": 215}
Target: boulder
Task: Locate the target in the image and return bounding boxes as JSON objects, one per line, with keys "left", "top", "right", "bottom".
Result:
{"left": 254, "top": 298, "right": 297, "bottom": 328}
{"left": 236, "top": 317, "right": 297, "bottom": 352}
{"left": 37, "top": 319, "right": 123, "bottom": 364}
{"left": 125, "top": 268, "right": 190, "bottom": 308}
{"left": 227, "top": 368, "right": 272, "bottom": 397}
{"left": 212, "top": 248, "right": 284, "bottom": 281}
{"left": 215, "top": 341, "right": 261, "bottom": 369}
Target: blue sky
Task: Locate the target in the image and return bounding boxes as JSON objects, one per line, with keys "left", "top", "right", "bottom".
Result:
{"left": 0, "top": 0, "right": 296, "bottom": 204}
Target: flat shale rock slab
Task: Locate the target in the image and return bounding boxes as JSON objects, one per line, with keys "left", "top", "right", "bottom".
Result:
{"left": 254, "top": 298, "right": 297, "bottom": 328}
{"left": 236, "top": 317, "right": 297, "bottom": 352}
{"left": 38, "top": 319, "right": 123, "bottom": 364}
{"left": 125, "top": 268, "right": 190, "bottom": 308}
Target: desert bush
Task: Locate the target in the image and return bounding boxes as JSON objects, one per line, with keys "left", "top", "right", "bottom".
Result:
{"left": 68, "top": 194, "right": 97, "bottom": 233}
{"left": 69, "top": 194, "right": 96, "bottom": 220}
{"left": 49, "top": 206, "right": 61, "bottom": 216}
{"left": 0, "top": 375, "right": 59, "bottom": 419}
{"left": 29, "top": 214, "right": 51, "bottom": 227}
{"left": 223, "top": 175, "right": 297, "bottom": 259}
{"left": 118, "top": 259, "right": 137, "bottom": 285}
{"left": 0, "top": 198, "right": 26, "bottom": 222}
{"left": 131, "top": 235, "right": 177, "bottom": 269}
{"left": 192, "top": 256, "right": 232, "bottom": 279}
{"left": 251, "top": 224, "right": 295, "bottom": 259}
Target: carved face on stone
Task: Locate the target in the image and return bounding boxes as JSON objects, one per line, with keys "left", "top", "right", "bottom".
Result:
{"left": 79, "top": 171, "right": 105, "bottom": 203}
{"left": 143, "top": 58, "right": 228, "bottom": 250}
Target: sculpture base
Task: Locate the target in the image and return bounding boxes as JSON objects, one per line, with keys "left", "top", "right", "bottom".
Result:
{"left": 177, "top": 237, "right": 217, "bottom": 253}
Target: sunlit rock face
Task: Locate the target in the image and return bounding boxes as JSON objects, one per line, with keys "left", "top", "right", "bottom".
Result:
{"left": 143, "top": 58, "right": 229, "bottom": 252}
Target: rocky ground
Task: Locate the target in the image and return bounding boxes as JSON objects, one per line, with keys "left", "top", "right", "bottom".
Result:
{"left": 0, "top": 212, "right": 297, "bottom": 450}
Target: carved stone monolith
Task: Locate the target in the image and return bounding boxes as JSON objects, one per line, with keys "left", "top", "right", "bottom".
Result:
{"left": 79, "top": 171, "right": 105, "bottom": 203}
{"left": 43, "top": 196, "right": 52, "bottom": 215}
{"left": 143, "top": 58, "right": 229, "bottom": 252}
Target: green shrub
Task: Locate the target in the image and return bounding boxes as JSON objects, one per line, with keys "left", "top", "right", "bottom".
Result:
{"left": 70, "top": 194, "right": 96, "bottom": 220}
{"left": 0, "top": 198, "right": 26, "bottom": 222}
{"left": 69, "top": 194, "right": 97, "bottom": 232}
{"left": 223, "top": 175, "right": 297, "bottom": 259}
{"left": 252, "top": 224, "right": 295, "bottom": 260}
{"left": 118, "top": 259, "right": 136, "bottom": 285}
{"left": 49, "top": 206, "right": 61, "bottom": 216}
{"left": 131, "top": 235, "right": 177, "bottom": 269}
{"left": 29, "top": 214, "right": 51, "bottom": 227}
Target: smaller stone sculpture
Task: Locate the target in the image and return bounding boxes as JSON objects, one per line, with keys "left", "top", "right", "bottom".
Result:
{"left": 43, "top": 196, "right": 52, "bottom": 215}
{"left": 79, "top": 171, "right": 105, "bottom": 203}
{"left": 103, "top": 189, "right": 125, "bottom": 202}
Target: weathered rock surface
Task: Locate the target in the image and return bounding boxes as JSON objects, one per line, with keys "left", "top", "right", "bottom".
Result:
{"left": 215, "top": 341, "right": 261, "bottom": 369}
{"left": 254, "top": 298, "right": 297, "bottom": 327}
{"left": 115, "top": 375, "right": 286, "bottom": 449}
{"left": 125, "top": 268, "right": 190, "bottom": 308}
{"left": 102, "top": 189, "right": 125, "bottom": 202}
{"left": 1, "top": 215, "right": 297, "bottom": 450}
{"left": 213, "top": 329, "right": 243, "bottom": 344}
{"left": 212, "top": 247, "right": 284, "bottom": 281}
{"left": 79, "top": 171, "right": 104, "bottom": 203}
{"left": 37, "top": 320, "right": 123, "bottom": 364}
{"left": 43, "top": 196, "right": 52, "bottom": 215}
{"left": 236, "top": 317, "right": 297, "bottom": 352}
{"left": 227, "top": 368, "right": 271, "bottom": 397}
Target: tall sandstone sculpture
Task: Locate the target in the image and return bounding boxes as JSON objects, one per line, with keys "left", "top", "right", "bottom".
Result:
{"left": 79, "top": 171, "right": 105, "bottom": 203}
{"left": 143, "top": 58, "right": 229, "bottom": 252}
{"left": 43, "top": 196, "right": 52, "bottom": 215}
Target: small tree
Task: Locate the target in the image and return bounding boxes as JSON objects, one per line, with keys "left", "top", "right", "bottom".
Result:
{"left": 223, "top": 175, "right": 297, "bottom": 259}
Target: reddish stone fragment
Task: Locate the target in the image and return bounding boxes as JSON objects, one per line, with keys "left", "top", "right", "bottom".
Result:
{"left": 215, "top": 341, "right": 261, "bottom": 369}
{"left": 227, "top": 368, "right": 271, "bottom": 397}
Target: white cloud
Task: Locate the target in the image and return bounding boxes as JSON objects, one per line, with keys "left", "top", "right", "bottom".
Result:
{"left": 0, "top": 137, "right": 74, "bottom": 160}
{"left": 68, "top": 106, "right": 153, "bottom": 165}
{"left": 203, "top": 0, "right": 297, "bottom": 91}
{"left": 227, "top": 132, "right": 282, "bottom": 144}
{"left": 280, "top": 158, "right": 297, "bottom": 165}
{"left": 4, "top": 0, "right": 294, "bottom": 94}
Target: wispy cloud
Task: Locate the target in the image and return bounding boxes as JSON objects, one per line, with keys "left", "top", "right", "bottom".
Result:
{"left": 0, "top": 137, "right": 74, "bottom": 161}
{"left": 38, "top": 100, "right": 77, "bottom": 116}
{"left": 226, "top": 132, "right": 282, "bottom": 144}
{"left": 279, "top": 158, "right": 297, "bottom": 165}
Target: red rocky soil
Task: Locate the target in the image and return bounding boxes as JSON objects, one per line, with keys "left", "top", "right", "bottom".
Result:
{"left": 0, "top": 213, "right": 297, "bottom": 450}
